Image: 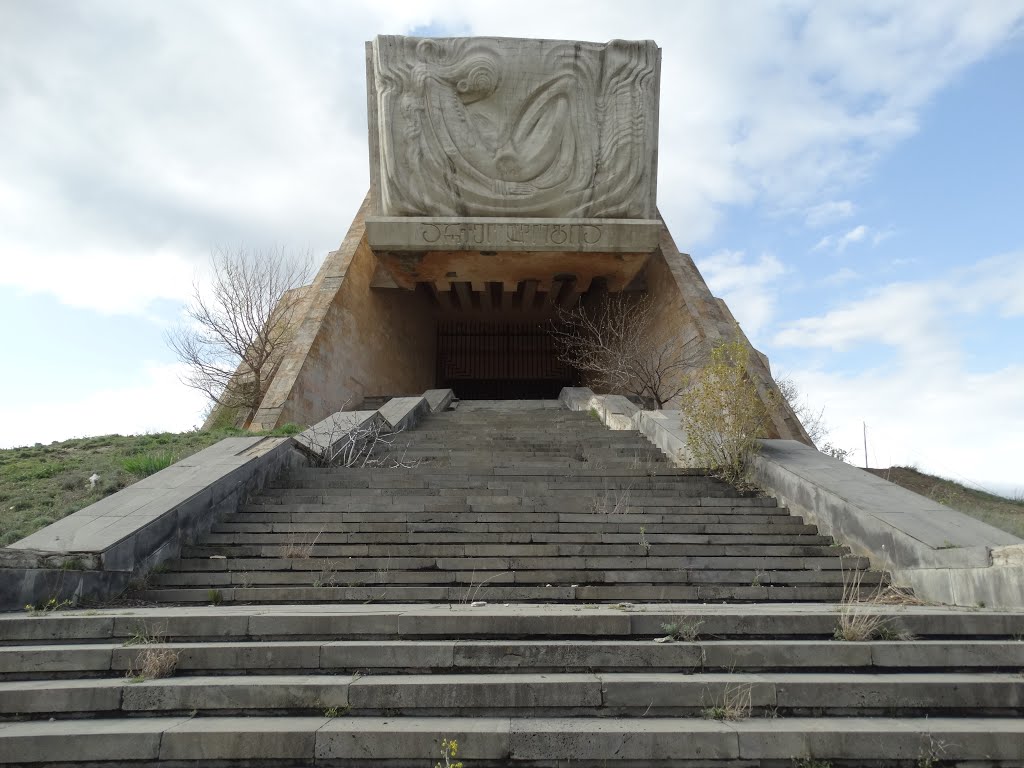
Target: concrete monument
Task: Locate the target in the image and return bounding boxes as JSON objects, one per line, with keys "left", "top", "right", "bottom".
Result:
{"left": 235, "top": 35, "right": 807, "bottom": 444}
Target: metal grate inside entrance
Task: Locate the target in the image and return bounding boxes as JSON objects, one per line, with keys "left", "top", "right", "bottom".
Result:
{"left": 437, "top": 321, "right": 573, "bottom": 400}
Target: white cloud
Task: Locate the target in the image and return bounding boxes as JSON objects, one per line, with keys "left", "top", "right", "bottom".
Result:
{"left": 1, "top": 243, "right": 196, "bottom": 316}
{"left": 776, "top": 280, "right": 947, "bottom": 361}
{"left": 836, "top": 225, "right": 868, "bottom": 251}
{"left": 697, "top": 250, "right": 786, "bottom": 338}
{"left": 822, "top": 267, "right": 861, "bottom": 285}
{"left": 956, "top": 253, "right": 1024, "bottom": 317}
{"left": 812, "top": 223, "right": 881, "bottom": 253}
{"left": 785, "top": 363, "right": 1024, "bottom": 495}
{"left": 773, "top": 252, "right": 1024, "bottom": 485}
{"left": 804, "top": 199, "right": 856, "bottom": 228}
{"left": 776, "top": 251, "right": 1024, "bottom": 354}
{"left": 0, "top": 363, "right": 209, "bottom": 448}
{"left": 812, "top": 234, "right": 835, "bottom": 252}
{"left": 872, "top": 227, "right": 897, "bottom": 246}
{"left": 2, "top": 2, "right": 1023, "bottom": 316}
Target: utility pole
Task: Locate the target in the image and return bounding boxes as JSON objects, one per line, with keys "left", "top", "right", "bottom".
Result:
{"left": 863, "top": 422, "right": 868, "bottom": 469}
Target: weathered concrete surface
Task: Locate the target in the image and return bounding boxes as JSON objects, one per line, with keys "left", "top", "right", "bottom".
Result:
{"left": 559, "top": 389, "right": 640, "bottom": 431}
{"left": 249, "top": 197, "right": 436, "bottom": 432}
{"left": 368, "top": 36, "right": 660, "bottom": 220}
{"left": 422, "top": 388, "right": 454, "bottom": 413}
{"left": 378, "top": 396, "right": 429, "bottom": 430}
{"left": 565, "top": 388, "right": 1024, "bottom": 609}
{"left": 366, "top": 217, "right": 661, "bottom": 253}
{"left": 636, "top": 409, "right": 696, "bottom": 465}
{"left": 561, "top": 388, "right": 693, "bottom": 461}
{"left": 1, "top": 437, "right": 300, "bottom": 611}
{"left": 3, "top": 715, "right": 1022, "bottom": 765}
{"left": 750, "top": 440, "right": 1024, "bottom": 609}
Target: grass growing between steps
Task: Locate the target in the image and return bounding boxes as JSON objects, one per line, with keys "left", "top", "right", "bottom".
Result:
{"left": 867, "top": 466, "right": 1024, "bottom": 538}
{"left": 0, "top": 425, "right": 303, "bottom": 546}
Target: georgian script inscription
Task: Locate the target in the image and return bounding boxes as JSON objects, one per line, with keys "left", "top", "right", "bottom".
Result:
{"left": 370, "top": 36, "right": 660, "bottom": 219}
{"left": 421, "top": 222, "right": 604, "bottom": 248}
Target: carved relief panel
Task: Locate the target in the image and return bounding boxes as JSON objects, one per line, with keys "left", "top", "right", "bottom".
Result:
{"left": 368, "top": 36, "right": 660, "bottom": 219}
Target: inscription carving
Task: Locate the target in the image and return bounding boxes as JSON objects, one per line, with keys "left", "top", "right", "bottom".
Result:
{"left": 419, "top": 222, "right": 606, "bottom": 248}
{"left": 370, "top": 36, "right": 660, "bottom": 219}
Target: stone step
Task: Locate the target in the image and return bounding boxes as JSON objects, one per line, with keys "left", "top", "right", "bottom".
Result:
{"left": 273, "top": 466, "right": 708, "bottom": 478}
{"left": 205, "top": 522, "right": 821, "bottom": 537}
{"left": 197, "top": 532, "right": 833, "bottom": 546}
{"left": 5, "top": 605, "right": 1022, "bottom": 643}
{"left": 2, "top": 672, "right": 1021, "bottom": 719}
{"left": 251, "top": 496, "right": 761, "bottom": 510}
{"left": 162, "top": 554, "right": 864, "bottom": 570}
{"left": 272, "top": 477, "right": 720, "bottom": 491}
{"left": 271, "top": 478, "right": 725, "bottom": 493}
{"left": 251, "top": 491, "right": 773, "bottom": 505}
{"left": 256, "top": 487, "right": 745, "bottom": 499}
{"left": 375, "top": 439, "right": 661, "bottom": 449}
{"left": 148, "top": 568, "right": 883, "bottom": 588}
{"left": 171, "top": 551, "right": 860, "bottom": 570}
{"left": 136, "top": 584, "right": 873, "bottom": 604}
{"left": 1, "top": 715, "right": 1022, "bottom": 765}
{"left": 208, "top": 524, "right": 819, "bottom": 540}
{"left": 8, "top": 640, "right": 1024, "bottom": 680}
{"left": 227, "top": 510, "right": 798, "bottom": 525}
{"left": 240, "top": 503, "right": 779, "bottom": 518}
{"left": 180, "top": 544, "right": 856, "bottom": 559}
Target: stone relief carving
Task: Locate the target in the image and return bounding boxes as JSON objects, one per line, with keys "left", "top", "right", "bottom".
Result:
{"left": 369, "top": 36, "right": 660, "bottom": 219}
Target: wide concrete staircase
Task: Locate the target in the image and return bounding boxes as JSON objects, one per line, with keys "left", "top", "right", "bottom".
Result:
{"left": 1, "top": 400, "right": 1022, "bottom": 766}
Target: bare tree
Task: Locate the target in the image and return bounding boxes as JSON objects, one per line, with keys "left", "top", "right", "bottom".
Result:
{"left": 550, "top": 292, "right": 702, "bottom": 409}
{"left": 775, "top": 375, "right": 828, "bottom": 446}
{"left": 775, "top": 374, "right": 854, "bottom": 462}
{"left": 166, "top": 246, "right": 312, "bottom": 427}
{"left": 299, "top": 412, "right": 420, "bottom": 470}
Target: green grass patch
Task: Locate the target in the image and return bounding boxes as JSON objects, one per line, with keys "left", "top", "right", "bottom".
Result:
{"left": 121, "top": 451, "right": 177, "bottom": 477}
{"left": 0, "top": 424, "right": 305, "bottom": 546}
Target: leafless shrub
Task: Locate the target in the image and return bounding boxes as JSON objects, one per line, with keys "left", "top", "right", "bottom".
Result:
{"left": 551, "top": 292, "right": 703, "bottom": 409}
{"left": 700, "top": 681, "right": 752, "bottom": 721}
{"left": 313, "top": 560, "right": 339, "bottom": 588}
{"left": 875, "top": 583, "right": 928, "bottom": 606}
{"left": 303, "top": 413, "right": 420, "bottom": 470}
{"left": 127, "top": 647, "right": 179, "bottom": 680}
{"left": 589, "top": 483, "right": 633, "bottom": 518}
{"left": 282, "top": 528, "right": 323, "bottom": 559}
{"left": 776, "top": 374, "right": 855, "bottom": 461}
{"left": 460, "top": 570, "right": 509, "bottom": 604}
{"left": 833, "top": 568, "right": 916, "bottom": 641}
{"left": 166, "top": 246, "right": 313, "bottom": 427}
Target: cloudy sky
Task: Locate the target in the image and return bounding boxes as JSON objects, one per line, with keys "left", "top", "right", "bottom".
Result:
{"left": 2, "top": 1, "right": 1022, "bottom": 496}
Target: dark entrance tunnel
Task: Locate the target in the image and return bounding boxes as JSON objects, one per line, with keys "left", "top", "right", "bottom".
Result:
{"left": 436, "top": 320, "right": 576, "bottom": 400}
